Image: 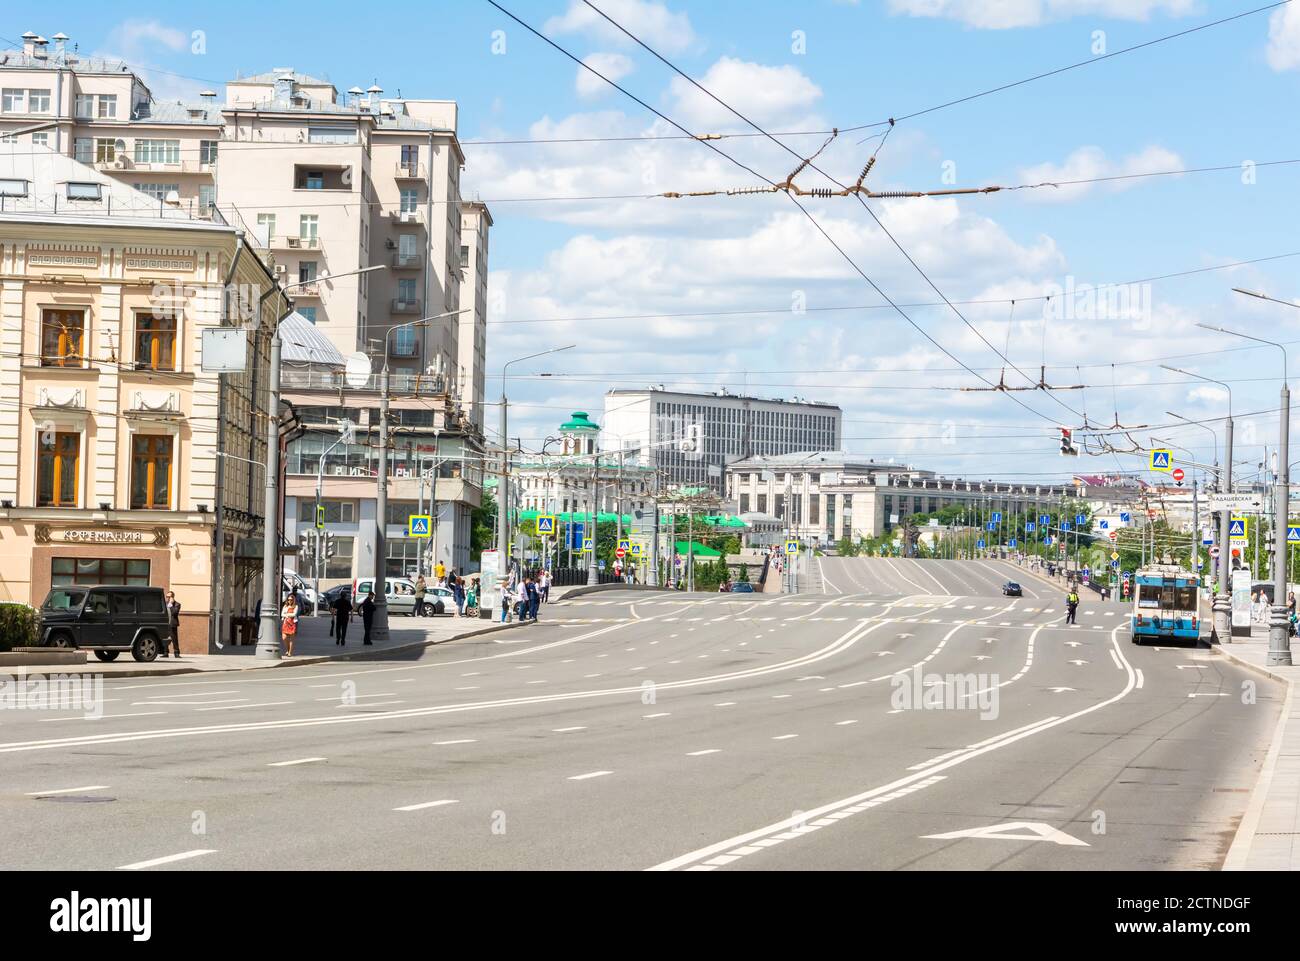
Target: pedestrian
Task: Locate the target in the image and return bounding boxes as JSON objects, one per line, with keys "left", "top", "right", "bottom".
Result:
{"left": 540, "top": 569, "right": 551, "bottom": 604}
{"left": 1065, "top": 589, "right": 1080, "bottom": 626}
{"left": 501, "top": 585, "right": 512, "bottom": 622}
{"left": 414, "top": 575, "right": 427, "bottom": 617}
{"left": 281, "top": 594, "right": 299, "bottom": 656}
{"left": 333, "top": 590, "right": 353, "bottom": 645}
{"left": 162, "top": 590, "right": 182, "bottom": 659}
{"left": 435, "top": 560, "right": 446, "bottom": 587}
{"left": 1289, "top": 592, "right": 1296, "bottom": 618}
{"left": 452, "top": 573, "right": 466, "bottom": 617}
{"left": 527, "top": 576, "right": 541, "bottom": 620}
{"left": 360, "top": 591, "right": 376, "bottom": 645}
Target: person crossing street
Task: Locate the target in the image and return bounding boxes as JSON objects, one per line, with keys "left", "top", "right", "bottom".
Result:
{"left": 1065, "top": 588, "right": 1080, "bottom": 626}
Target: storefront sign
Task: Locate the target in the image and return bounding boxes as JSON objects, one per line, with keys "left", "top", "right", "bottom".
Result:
{"left": 35, "top": 525, "right": 169, "bottom": 547}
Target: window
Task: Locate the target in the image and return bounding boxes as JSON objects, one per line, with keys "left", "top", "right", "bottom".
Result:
{"left": 392, "top": 325, "right": 416, "bottom": 357}
{"left": 134, "top": 139, "right": 180, "bottom": 165}
{"left": 32, "top": 132, "right": 48, "bottom": 148}
{"left": 298, "top": 500, "right": 356, "bottom": 524}
{"left": 37, "top": 431, "right": 80, "bottom": 507}
{"left": 385, "top": 501, "right": 419, "bottom": 527}
{"left": 130, "top": 435, "right": 173, "bottom": 510}
{"left": 298, "top": 307, "right": 317, "bottom": 323}
{"left": 73, "top": 138, "right": 92, "bottom": 163}
{"left": 28, "top": 89, "right": 50, "bottom": 113}
{"left": 74, "top": 94, "right": 94, "bottom": 118}
{"left": 399, "top": 188, "right": 418, "bottom": 213}
{"left": 198, "top": 183, "right": 216, "bottom": 210}
{"left": 199, "top": 140, "right": 218, "bottom": 165}
{"left": 298, "top": 261, "right": 318, "bottom": 283}
{"left": 2, "top": 89, "right": 26, "bottom": 112}
{"left": 459, "top": 245, "right": 469, "bottom": 268}
{"left": 299, "top": 214, "right": 318, "bottom": 240}
{"left": 0, "top": 178, "right": 28, "bottom": 197}
{"left": 256, "top": 213, "right": 276, "bottom": 243}
{"left": 307, "top": 126, "right": 356, "bottom": 144}
{"left": 65, "top": 182, "right": 101, "bottom": 201}
{"left": 132, "top": 182, "right": 178, "bottom": 201}
{"left": 325, "top": 536, "right": 354, "bottom": 578}
{"left": 134, "top": 312, "right": 177, "bottom": 371}
{"left": 52, "top": 558, "right": 150, "bottom": 587}
{"left": 399, "top": 233, "right": 418, "bottom": 258}
{"left": 41, "top": 309, "right": 85, "bottom": 366}
{"left": 97, "top": 94, "right": 117, "bottom": 119}
{"left": 400, "top": 144, "right": 419, "bottom": 170}
{"left": 94, "top": 138, "right": 117, "bottom": 164}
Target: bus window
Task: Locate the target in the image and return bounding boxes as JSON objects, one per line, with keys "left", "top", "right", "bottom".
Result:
{"left": 1137, "top": 585, "right": 1162, "bottom": 609}
{"left": 1175, "top": 586, "right": 1197, "bottom": 610}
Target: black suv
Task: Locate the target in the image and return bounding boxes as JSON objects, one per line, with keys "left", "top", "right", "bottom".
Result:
{"left": 38, "top": 586, "right": 172, "bottom": 662}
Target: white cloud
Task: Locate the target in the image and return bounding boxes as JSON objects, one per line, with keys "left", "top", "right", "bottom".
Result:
{"left": 887, "top": 0, "right": 1198, "bottom": 30}
{"left": 545, "top": 0, "right": 697, "bottom": 53}
{"left": 1266, "top": 4, "right": 1300, "bottom": 71}
{"left": 106, "top": 18, "right": 189, "bottom": 56}
{"left": 1017, "top": 145, "right": 1185, "bottom": 201}
{"left": 666, "top": 57, "right": 823, "bottom": 130}
{"left": 575, "top": 52, "right": 636, "bottom": 99}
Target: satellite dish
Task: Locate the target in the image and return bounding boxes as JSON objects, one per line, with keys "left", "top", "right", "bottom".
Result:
{"left": 344, "top": 351, "right": 372, "bottom": 390}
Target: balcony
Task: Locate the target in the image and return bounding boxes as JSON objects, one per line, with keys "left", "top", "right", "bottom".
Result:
{"left": 388, "top": 209, "right": 423, "bottom": 226}
{"left": 391, "top": 298, "right": 422, "bottom": 314}
{"left": 395, "top": 163, "right": 427, "bottom": 180}
{"left": 272, "top": 235, "right": 321, "bottom": 251}
{"left": 294, "top": 281, "right": 322, "bottom": 297}
{"left": 280, "top": 367, "right": 447, "bottom": 396}
{"left": 390, "top": 252, "right": 423, "bottom": 269}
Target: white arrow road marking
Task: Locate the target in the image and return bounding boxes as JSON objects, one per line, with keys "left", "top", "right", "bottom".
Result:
{"left": 876, "top": 651, "right": 893, "bottom": 657}
{"left": 921, "top": 822, "right": 1089, "bottom": 847}
{"left": 1065, "top": 641, "right": 1083, "bottom": 648}
{"left": 1068, "top": 660, "right": 1088, "bottom": 666}
{"left": 973, "top": 655, "right": 992, "bottom": 661}
{"left": 118, "top": 849, "right": 217, "bottom": 871}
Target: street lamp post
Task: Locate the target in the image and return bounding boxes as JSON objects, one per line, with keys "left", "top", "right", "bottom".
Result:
{"left": 256, "top": 264, "right": 387, "bottom": 659}
{"left": 1200, "top": 312, "right": 1290, "bottom": 664}
{"left": 1163, "top": 365, "right": 1234, "bottom": 644}
{"left": 497, "top": 346, "right": 576, "bottom": 591}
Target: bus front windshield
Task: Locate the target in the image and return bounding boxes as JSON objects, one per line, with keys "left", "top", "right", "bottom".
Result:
{"left": 1137, "top": 583, "right": 1197, "bottom": 611}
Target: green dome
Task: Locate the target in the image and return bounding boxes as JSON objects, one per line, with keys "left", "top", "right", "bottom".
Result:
{"left": 560, "top": 411, "right": 600, "bottom": 432}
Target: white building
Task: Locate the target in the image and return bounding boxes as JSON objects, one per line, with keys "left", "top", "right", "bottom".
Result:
{"left": 603, "top": 388, "right": 841, "bottom": 494}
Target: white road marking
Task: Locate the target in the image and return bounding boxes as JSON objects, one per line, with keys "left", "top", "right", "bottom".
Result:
{"left": 552, "top": 726, "right": 587, "bottom": 733}
{"left": 687, "top": 749, "right": 721, "bottom": 756}
{"left": 335, "top": 700, "right": 405, "bottom": 709}
{"left": 394, "top": 799, "right": 459, "bottom": 812}
{"left": 140, "top": 690, "right": 241, "bottom": 698}
{"left": 134, "top": 699, "right": 247, "bottom": 707}
{"left": 835, "top": 720, "right": 858, "bottom": 726}
{"left": 1135, "top": 669, "right": 1145, "bottom": 689}
{"left": 643, "top": 712, "right": 671, "bottom": 719}
{"left": 267, "top": 757, "right": 325, "bottom": 767}
{"left": 39, "top": 711, "right": 165, "bottom": 723}
{"left": 1109, "top": 650, "right": 1124, "bottom": 670}
{"left": 26, "top": 784, "right": 108, "bottom": 796}
{"left": 434, "top": 739, "right": 477, "bottom": 745}
{"left": 715, "top": 702, "right": 736, "bottom": 707}
{"left": 118, "top": 849, "right": 216, "bottom": 870}
{"left": 198, "top": 701, "right": 293, "bottom": 712}
{"left": 772, "top": 734, "right": 799, "bottom": 740}
{"left": 568, "top": 770, "right": 613, "bottom": 780}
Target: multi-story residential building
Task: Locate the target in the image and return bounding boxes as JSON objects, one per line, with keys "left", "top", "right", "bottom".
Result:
{"left": 726, "top": 452, "right": 1076, "bottom": 545}
{"left": 458, "top": 201, "right": 491, "bottom": 431}
{"left": 603, "top": 388, "right": 842, "bottom": 494}
{"left": 1, "top": 36, "right": 491, "bottom": 414}
{"left": 0, "top": 143, "right": 282, "bottom": 652}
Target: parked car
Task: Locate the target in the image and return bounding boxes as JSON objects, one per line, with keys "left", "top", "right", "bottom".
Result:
{"left": 353, "top": 577, "right": 446, "bottom": 616}
{"left": 1002, "top": 582, "right": 1023, "bottom": 597}
{"left": 730, "top": 582, "right": 756, "bottom": 593}
{"left": 37, "top": 585, "right": 171, "bottom": 662}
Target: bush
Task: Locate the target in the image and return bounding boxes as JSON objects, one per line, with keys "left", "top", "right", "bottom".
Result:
{"left": 0, "top": 603, "right": 37, "bottom": 650}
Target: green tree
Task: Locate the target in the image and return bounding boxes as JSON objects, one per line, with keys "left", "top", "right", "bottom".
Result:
{"left": 471, "top": 493, "right": 496, "bottom": 561}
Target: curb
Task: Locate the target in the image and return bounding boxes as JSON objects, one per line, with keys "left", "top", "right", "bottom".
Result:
{"left": 1207, "top": 641, "right": 1294, "bottom": 686}
{"left": 25, "top": 620, "right": 529, "bottom": 679}
{"left": 558, "top": 583, "right": 673, "bottom": 601}
{"left": 1222, "top": 660, "right": 1294, "bottom": 870}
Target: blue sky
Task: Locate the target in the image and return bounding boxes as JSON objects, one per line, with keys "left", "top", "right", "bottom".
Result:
{"left": 16, "top": 1, "right": 1300, "bottom": 483}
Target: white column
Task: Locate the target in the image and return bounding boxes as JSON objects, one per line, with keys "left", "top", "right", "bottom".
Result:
{"left": 95, "top": 281, "right": 122, "bottom": 507}
{"left": 0, "top": 277, "right": 22, "bottom": 503}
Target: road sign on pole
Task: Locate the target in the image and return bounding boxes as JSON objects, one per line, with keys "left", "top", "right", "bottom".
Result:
{"left": 615, "top": 547, "right": 627, "bottom": 560}
{"left": 1289, "top": 526, "right": 1300, "bottom": 545}
{"left": 1209, "top": 493, "right": 1264, "bottom": 512}
{"left": 785, "top": 540, "right": 800, "bottom": 556}
{"left": 1229, "top": 517, "right": 1248, "bottom": 541}
{"left": 408, "top": 515, "right": 432, "bottom": 538}
{"left": 1150, "top": 449, "right": 1173, "bottom": 472}
{"left": 537, "top": 514, "right": 556, "bottom": 535}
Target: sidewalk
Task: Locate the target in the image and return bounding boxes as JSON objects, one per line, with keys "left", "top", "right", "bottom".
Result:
{"left": 1215, "top": 623, "right": 1300, "bottom": 870}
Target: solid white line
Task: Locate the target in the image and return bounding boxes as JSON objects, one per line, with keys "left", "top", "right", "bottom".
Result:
{"left": 687, "top": 749, "right": 721, "bottom": 756}
{"left": 552, "top": 727, "right": 586, "bottom": 733}
{"left": 434, "top": 739, "right": 477, "bottom": 745}
{"left": 134, "top": 699, "right": 247, "bottom": 707}
{"left": 26, "top": 785, "right": 108, "bottom": 796}
{"left": 39, "top": 711, "right": 166, "bottom": 723}
{"left": 1135, "top": 669, "right": 1145, "bottom": 689}
{"left": 394, "top": 799, "right": 459, "bottom": 812}
{"left": 835, "top": 720, "right": 858, "bottom": 726}
{"left": 197, "top": 701, "right": 293, "bottom": 712}
{"left": 568, "top": 770, "right": 612, "bottom": 780}
{"left": 267, "top": 757, "right": 325, "bottom": 767}
{"left": 1110, "top": 649, "right": 1124, "bottom": 670}
{"left": 139, "top": 690, "right": 241, "bottom": 699}
{"left": 643, "top": 712, "right": 671, "bottom": 719}
{"left": 118, "top": 849, "right": 216, "bottom": 871}
{"left": 772, "top": 734, "right": 799, "bottom": 741}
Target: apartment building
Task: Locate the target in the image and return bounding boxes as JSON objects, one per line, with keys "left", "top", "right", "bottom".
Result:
{"left": 603, "top": 388, "right": 842, "bottom": 494}
{"left": 725, "top": 452, "right": 1075, "bottom": 544}
{"left": 0, "top": 143, "right": 282, "bottom": 652}
{"left": 0, "top": 34, "right": 492, "bottom": 418}
{"left": 458, "top": 201, "right": 491, "bottom": 431}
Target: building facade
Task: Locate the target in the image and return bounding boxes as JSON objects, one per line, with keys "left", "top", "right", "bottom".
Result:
{"left": 726, "top": 452, "right": 1076, "bottom": 545}
{"left": 0, "top": 143, "right": 281, "bottom": 652}
{"left": 511, "top": 412, "right": 656, "bottom": 519}
{"left": 603, "top": 388, "right": 841, "bottom": 494}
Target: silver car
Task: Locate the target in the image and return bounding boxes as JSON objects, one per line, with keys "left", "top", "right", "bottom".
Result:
{"left": 353, "top": 578, "right": 448, "bottom": 616}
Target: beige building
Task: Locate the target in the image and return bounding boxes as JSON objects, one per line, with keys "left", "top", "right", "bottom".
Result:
{"left": 0, "top": 142, "right": 282, "bottom": 652}
{"left": 458, "top": 201, "right": 491, "bottom": 431}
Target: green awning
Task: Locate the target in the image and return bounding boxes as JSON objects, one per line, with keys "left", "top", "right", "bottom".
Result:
{"left": 674, "top": 541, "right": 722, "bottom": 557}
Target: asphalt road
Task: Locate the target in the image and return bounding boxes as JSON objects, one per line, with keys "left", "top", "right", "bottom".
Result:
{"left": 0, "top": 558, "right": 1280, "bottom": 871}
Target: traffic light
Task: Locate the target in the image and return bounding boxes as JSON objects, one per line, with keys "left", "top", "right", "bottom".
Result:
{"left": 1059, "top": 428, "right": 1078, "bottom": 456}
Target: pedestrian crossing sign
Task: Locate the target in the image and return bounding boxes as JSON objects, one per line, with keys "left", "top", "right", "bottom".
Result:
{"left": 408, "top": 515, "right": 431, "bottom": 538}
{"left": 1229, "top": 517, "right": 1248, "bottom": 541}
{"left": 582, "top": 538, "right": 594, "bottom": 553}
{"left": 1289, "top": 526, "right": 1300, "bottom": 544}
{"left": 618, "top": 539, "right": 631, "bottom": 553}
{"left": 631, "top": 543, "right": 643, "bottom": 557}
{"left": 785, "top": 540, "right": 800, "bottom": 555}
{"left": 537, "top": 514, "right": 556, "bottom": 535}
{"left": 1150, "top": 449, "right": 1173, "bottom": 472}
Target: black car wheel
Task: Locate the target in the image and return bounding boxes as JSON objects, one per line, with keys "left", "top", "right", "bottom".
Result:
{"left": 94, "top": 650, "right": 120, "bottom": 662}
{"left": 48, "top": 632, "right": 76, "bottom": 649}
{"left": 131, "top": 632, "right": 160, "bottom": 663}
